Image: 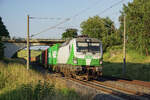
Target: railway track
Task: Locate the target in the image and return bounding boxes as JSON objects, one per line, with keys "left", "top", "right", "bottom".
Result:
{"left": 50, "top": 72, "right": 150, "bottom": 99}
{"left": 92, "top": 80, "right": 150, "bottom": 99}
{"left": 98, "top": 76, "right": 150, "bottom": 96}
{"left": 66, "top": 78, "right": 150, "bottom": 100}
{"left": 32, "top": 64, "right": 150, "bottom": 100}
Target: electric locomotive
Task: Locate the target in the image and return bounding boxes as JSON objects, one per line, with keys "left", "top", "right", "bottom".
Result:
{"left": 37, "top": 36, "right": 103, "bottom": 80}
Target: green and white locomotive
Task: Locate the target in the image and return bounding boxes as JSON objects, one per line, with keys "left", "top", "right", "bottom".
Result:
{"left": 47, "top": 36, "right": 103, "bottom": 80}
{"left": 37, "top": 36, "right": 103, "bottom": 80}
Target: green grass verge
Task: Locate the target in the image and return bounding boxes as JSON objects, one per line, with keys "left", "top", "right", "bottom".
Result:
{"left": 0, "top": 59, "right": 81, "bottom": 100}
{"left": 103, "top": 46, "right": 150, "bottom": 81}
{"left": 103, "top": 62, "right": 150, "bottom": 81}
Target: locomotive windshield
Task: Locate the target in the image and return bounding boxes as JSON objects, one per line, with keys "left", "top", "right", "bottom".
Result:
{"left": 77, "top": 42, "right": 100, "bottom": 52}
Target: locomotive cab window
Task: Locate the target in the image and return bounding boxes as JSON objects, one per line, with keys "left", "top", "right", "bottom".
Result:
{"left": 77, "top": 42, "right": 88, "bottom": 52}
{"left": 76, "top": 42, "right": 100, "bottom": 53}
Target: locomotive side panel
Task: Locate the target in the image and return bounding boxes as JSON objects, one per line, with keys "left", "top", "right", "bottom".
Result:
{"left": 48, "top": 48, "right": 52, "bottom": 65}
{"left": 47, "top": 44, "right": 60, "bottom": 65}
{"left": 57, "top": 44, "right": 70, "bottom": 64}
{"left": 57, "top": 39, "right": 75, "bottom": 64}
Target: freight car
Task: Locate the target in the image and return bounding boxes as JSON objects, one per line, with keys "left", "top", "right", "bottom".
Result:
{"left": 36, "top": 36, "right": 103, "bottom": 80}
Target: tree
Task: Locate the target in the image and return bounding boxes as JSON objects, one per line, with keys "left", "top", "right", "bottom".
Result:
{"left": 0, "top": 17, "right": 10, "bottom": 59}
{"left": 80, "top": 16, "right": 106, "bottom": 39}
{"left": 62, "top": 28, "right": 78, "bottom": 39}
{"left": 80, "top": 16, "right": 120, "bottom": 51}
{"left": 0, "top": 37, "right": 4, "bottom": 59}
{"left": 119, "top": 0, "right": 150, "bottom": 55}
{"left": 102, "top": 17, "right": 122, "bottom": 49}
{"left": 0, "top": 17, "right": 10, "bottom": 38}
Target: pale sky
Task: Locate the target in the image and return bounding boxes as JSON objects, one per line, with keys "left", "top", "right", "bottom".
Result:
{"left": 0, "top": 0, "right": 133, "bottom": 39}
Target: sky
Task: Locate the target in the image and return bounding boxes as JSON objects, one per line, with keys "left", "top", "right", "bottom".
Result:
{"left": 0, "top": 0, "right": 133, "bottom": 39}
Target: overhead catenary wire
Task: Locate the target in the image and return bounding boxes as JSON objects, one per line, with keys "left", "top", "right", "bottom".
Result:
{"left": 56, "top": 18, "right": 116, "bottom": 30}
{"left": 31, "top": 0, "right": 125, "bottom": 37}
{"left": 71, "top": 0, "right": 123, "bottom": 30}
{"left": 67, "top": 0, "right": 123, "bottom": 30}
{"left": 29, "top": 17, "right": 68, "bottom": 20}
{"left": 31, "top": 0, "right": 102, "bottom": 37}
{"left": 31, "top": 15, "right": 116, "bottom": 37}
{"left": 97, "top": 0, "right": 125, "bottom": 15}
{"left": 87, "top": 0, "right": 125, "bottom": 29}
{"left": 31, "top": 18, "right": 70, "bottom": 37}
{"left": 72, "top": 0, "right": 102, "bottom": 18}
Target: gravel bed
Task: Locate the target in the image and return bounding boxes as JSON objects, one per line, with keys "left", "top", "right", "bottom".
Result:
{"left": 103, "top": 80, "right": 150, "bottom": 95}
{"left": 64, "top": 78, "right": 124, "bottom": 100}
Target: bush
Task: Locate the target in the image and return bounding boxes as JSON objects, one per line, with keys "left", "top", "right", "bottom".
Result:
{"left": 0, "top": 81, "right": 55, "bottom": 100}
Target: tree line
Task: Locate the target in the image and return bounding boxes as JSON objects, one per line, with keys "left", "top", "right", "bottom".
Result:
{"left": 62, "top": 0, "right": 150, "bottom": 56}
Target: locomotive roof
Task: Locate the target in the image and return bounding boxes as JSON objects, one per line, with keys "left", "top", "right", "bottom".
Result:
{"left": 75, "top": 37, "right": 101, "bottom": 43}
{"left": 60, "top": 37, "right": 101, "bottom": 47}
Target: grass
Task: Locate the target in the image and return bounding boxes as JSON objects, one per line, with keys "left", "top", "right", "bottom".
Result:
{"left": 103, "top": 62, "right": 150, "bottom": 81}
{"left": 104, "top": 46, "right": 150, "bottom": 63}
{"left": 0, "top": 59, "right": 83, "bottom": 100}
{"left": 103, "top": 46, "right": 150, "bottom": 81}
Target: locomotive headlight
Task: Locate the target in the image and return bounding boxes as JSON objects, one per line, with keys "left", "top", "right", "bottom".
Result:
{"left": 100, "top": 61, "right": 103, "bottom": 64}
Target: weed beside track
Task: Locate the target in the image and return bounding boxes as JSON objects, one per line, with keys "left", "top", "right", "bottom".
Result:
{"left": 0, "top": 60, "right": 81, "bottom": 100}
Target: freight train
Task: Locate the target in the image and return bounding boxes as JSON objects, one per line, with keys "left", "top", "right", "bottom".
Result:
{"left": 35, "top": 36, "right": 103, "bottom": 80}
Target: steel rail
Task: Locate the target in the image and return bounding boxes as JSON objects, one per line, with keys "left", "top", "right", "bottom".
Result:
{"left": 92, "top": 80, "right": 150, "bottom": 99}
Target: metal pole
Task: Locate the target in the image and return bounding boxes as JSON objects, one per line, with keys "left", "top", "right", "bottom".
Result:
{"left": 123, "top": 15, "right": 126, "bottom": 77}
{"left": 27, "top": 15, "right": 30, "bottom": 70}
